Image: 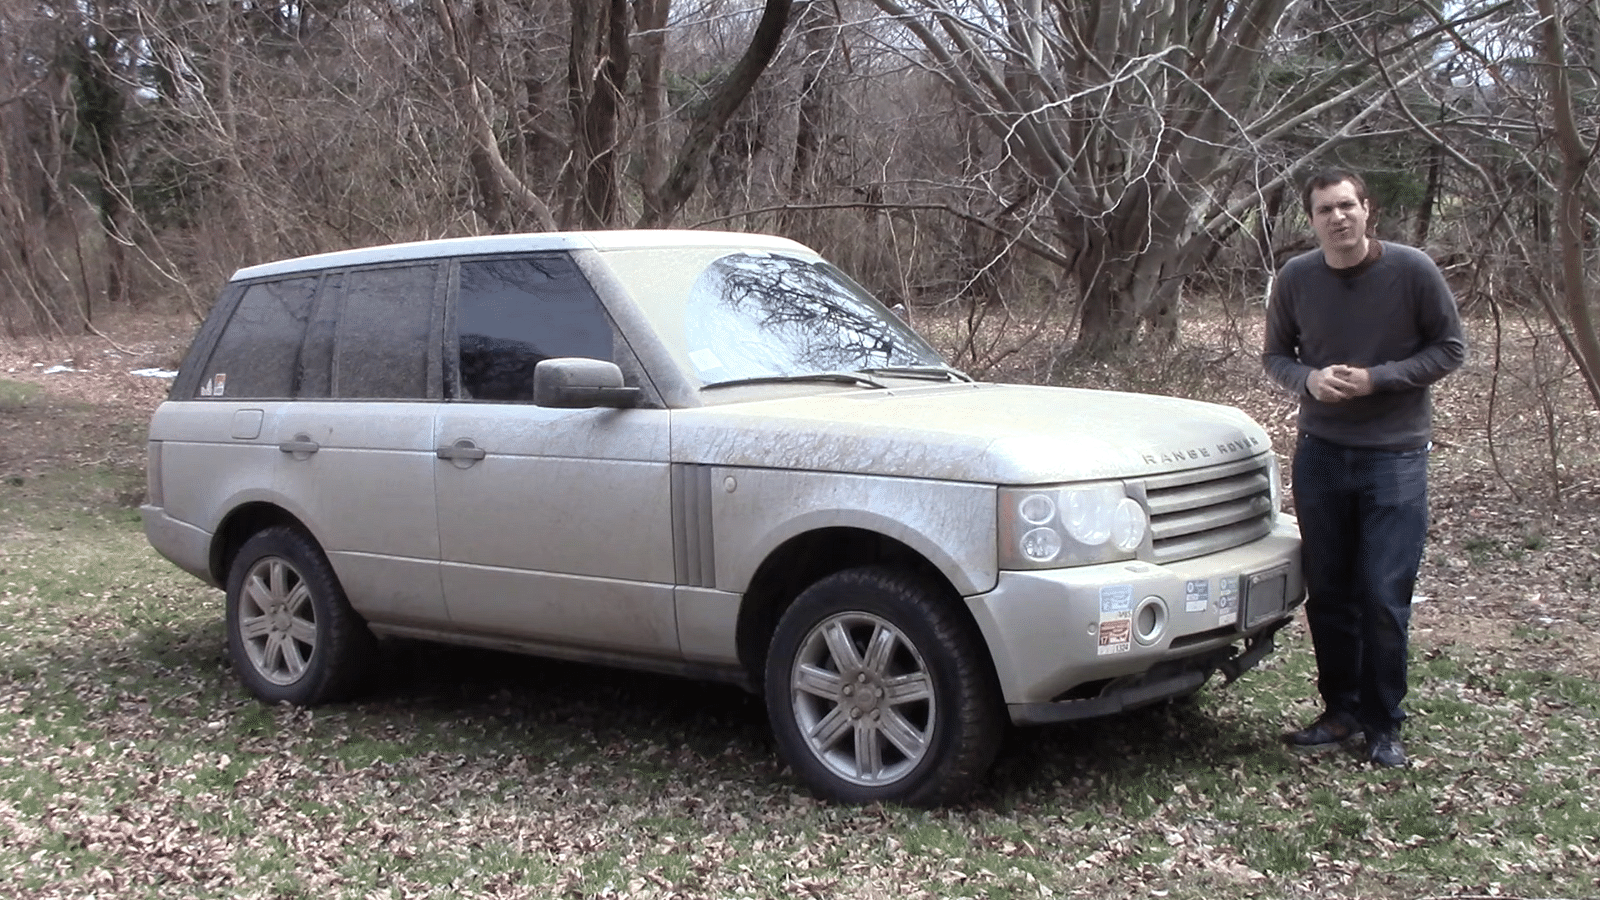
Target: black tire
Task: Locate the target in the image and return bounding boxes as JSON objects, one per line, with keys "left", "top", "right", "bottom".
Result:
{"left": 224, "top": 526, "right": 374, "bottom": 705}
{"left": 764, "top": 565, "right": 1005, "bottom": 806}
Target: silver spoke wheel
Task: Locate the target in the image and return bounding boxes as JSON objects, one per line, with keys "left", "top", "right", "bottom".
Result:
{"left": 238, "top": 556, "right": 318, "bottom": 686}
{"left": 789, "top": 611, "right": 936, "bottom": 788}
{"left": 225, "top": 527, "right": 374, "bottom": 706}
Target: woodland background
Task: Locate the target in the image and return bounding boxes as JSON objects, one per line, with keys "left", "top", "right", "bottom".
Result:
{"left": 2, "top": 5, "right": 1599, "bottom": 895}
{"left": 2, "top": 0, "right": 1599, "bottom": 502}
{"left": 0, "top": 0, "right": 1594, "bottom": 370}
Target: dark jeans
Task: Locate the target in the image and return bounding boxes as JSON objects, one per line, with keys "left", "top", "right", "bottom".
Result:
{"left": 1292, "top": 433, "right": 1430, "bottom": 736}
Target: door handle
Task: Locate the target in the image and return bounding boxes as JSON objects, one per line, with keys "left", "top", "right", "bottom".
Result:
{"left": 436, "top": 440, "right": 487, "bottom": 462}
{"left": 278, "top": 435, "right": 320, "bottom": 455}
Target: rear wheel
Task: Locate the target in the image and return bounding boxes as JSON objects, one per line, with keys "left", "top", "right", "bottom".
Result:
{"left": 225, "top": 526, "right": 374, "bottom": 705}
{"left": 764, "top": 566, "right": 1004, "bottom": 806}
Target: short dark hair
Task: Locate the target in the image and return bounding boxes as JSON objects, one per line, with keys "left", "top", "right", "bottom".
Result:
{"left": 1301, "top": 168, "right": 1368, "bottom": 217}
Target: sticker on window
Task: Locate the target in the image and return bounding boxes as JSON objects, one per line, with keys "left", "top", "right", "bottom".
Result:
{"left": 689, "top": 348, "right": 723, "bottom": 373}
{"left": 1097, "top": 585, "right": 1133, "bottom": 656}
{"left": 200, "top": 373, "right": 227, "bottom": 397}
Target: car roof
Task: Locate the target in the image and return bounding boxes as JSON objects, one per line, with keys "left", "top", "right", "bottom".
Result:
{"left": 229, "top": 230, "right": 814, "bottom": 282}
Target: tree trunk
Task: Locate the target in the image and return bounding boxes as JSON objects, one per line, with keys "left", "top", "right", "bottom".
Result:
{"left": 1415, "top": 109, "right": 1446, "bottom": 247}
{"left": 433, "top": 0, "right": 558, "bottom": 232}
{"left": 568, "top": 0, "right": 629, "bottom": 228}
{"left": 780, "top": 1, "right": 833, "bottom": 236}
{"left": 72, "top": 9, "right": 130, "bottom": 312}
{"left": 1070, "top": 182, "right": 1191, "bottom": 357}
{"left": 1072, "top": 228, "right": 1141, "bottom": 359}
{"left": 1537, "top": 0, "right": 1600, "bottom": 410}
{"left": 1253, "top": 184, "right": 1284, "bottom": 269}
{"left": 636, "top": 0, "right": 670, "bottom": 202}
{"left": 637, "top": 0, "right": 792, "bottom": 228}
{"left": 214, "top": 3, "right": 260, "bottom": 262}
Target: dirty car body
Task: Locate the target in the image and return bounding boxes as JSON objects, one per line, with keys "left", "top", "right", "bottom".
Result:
{"left": 142, "top": 231, "right": 1304, "bottom": 805}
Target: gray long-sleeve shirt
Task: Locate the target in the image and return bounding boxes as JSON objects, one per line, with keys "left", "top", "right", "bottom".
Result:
{"left": 1262, "top": 241, "right": 1466, "bottom": 451}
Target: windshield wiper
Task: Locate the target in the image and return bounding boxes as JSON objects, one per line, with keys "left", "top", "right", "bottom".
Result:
{"left": 858, "top": 365, "right": 974, "bottom": 383}
{"left": 702, "top": 371, "right": 889, "bottom": 390}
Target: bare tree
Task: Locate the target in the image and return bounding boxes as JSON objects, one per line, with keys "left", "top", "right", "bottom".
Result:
{"left": 1389, "top": 0, "right": 1600, "bottom": 412}
{"left": 863, "top": 0, "right": 1449, "bottom": 357}
{"left": 637, "top": 0, "right": 793, "bottom": 227}
{"left": 431, "top": 0, "right": 559, "bottom": 231}
{"left": 1533, "top": 0, "right": 1600, "bottom": 409}
{"left": 567, "top": 0, "right": 630, "bottom": 227}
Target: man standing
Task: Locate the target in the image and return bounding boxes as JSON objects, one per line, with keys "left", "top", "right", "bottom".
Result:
{"left": 1263, "top": 169, "right": 1467, "bottom": 768}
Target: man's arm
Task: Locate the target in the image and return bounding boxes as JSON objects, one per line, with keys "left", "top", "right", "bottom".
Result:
{"left": 1262, "top": 277, "right": 1314, "bottom": 397}
{"left": 1368, "top": 254, "right": 1467, "bottom": 391}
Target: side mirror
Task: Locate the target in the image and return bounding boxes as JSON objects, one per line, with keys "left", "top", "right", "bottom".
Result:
{"left": 534, "top": 357, "right": 641, "bottom": 409}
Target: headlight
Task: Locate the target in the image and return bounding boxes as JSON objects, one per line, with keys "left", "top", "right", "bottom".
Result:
{"left": 999, "top": 483, "right": 1149, "bottom": 568}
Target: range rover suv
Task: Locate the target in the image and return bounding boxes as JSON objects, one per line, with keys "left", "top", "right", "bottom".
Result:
{"left": 142, "top": 230, "right": 1304, "bottom": 805}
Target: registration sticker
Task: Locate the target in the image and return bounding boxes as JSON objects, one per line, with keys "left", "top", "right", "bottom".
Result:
{"left": 1185, "top": 579, "right": 1210, "bottom": 613}
{"left": 1217, "top": 576, "right": 1239, "bottom": 626}
{"left": 689, "top": 349, "right": 723, "bottom": 372}
{"left": 1097, "top": 585, "right": 1133, "bottom": 655}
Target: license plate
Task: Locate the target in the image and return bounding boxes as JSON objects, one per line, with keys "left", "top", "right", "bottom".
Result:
{"left": 1241, "top": 565, "right": 1290, "bottom": 629}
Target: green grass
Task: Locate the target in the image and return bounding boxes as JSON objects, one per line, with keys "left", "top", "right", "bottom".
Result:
{"left": 0, "top": 378, "right": 42, "bottom": 408}
{"left": 2, "top": 380, "right": 1598, "bottom": 899}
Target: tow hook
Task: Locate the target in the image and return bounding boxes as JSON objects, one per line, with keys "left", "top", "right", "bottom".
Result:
{"left": 1219, "top": 620, "right": 1287, "bottom": 685}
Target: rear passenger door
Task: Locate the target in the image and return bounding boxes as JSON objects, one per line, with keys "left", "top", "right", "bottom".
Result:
{"left": 158, "top": 275, "right": 320, "bottom": 549}
{"left": 269, "top": 263, "right": 449, "bottom": 628}
{"left": 432, "top": 254, "right": 678, "bottom": 658}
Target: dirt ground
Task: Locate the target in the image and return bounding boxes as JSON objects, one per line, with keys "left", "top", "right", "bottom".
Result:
{"left": 3, "top": 310, "right": 1597, "bottom": 683}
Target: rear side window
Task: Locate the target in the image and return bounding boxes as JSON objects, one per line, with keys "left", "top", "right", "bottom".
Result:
{"left": 456, "top": 255, "right": 613, "bottom": 402}
{"left": 334, "top": 263, "right": 442, "bottom": 399}
{"left": 197, "top": 276, "right": 319, "bottom": 399}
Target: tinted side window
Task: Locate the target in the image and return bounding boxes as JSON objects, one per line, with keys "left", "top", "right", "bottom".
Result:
{"left": 456, "top": 255, "right": 613, "bottom": 402}
{"left": 198, "top": 276, "right": 319, "bottom": 399}
{"left": 294, "top": 271, "right": 343, "bottom": 400}
{"left": 334, "top": 264, "right": 441, "bottom": 400}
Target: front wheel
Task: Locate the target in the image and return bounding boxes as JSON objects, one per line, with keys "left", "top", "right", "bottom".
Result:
{"left": 764, "top": 566, "right": 1005, "bottom": 806}
{"left": 224, "top": 526, "right": 374, "bottom": 705}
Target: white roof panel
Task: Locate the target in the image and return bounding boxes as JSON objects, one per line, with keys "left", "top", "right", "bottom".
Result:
{"left": 229, "top": 230, "right": 812, "bottom": 282}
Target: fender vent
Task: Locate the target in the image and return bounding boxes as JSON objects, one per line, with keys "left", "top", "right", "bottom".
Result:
{"left": 671, "top": 463, "right": 717, "bottom": 588}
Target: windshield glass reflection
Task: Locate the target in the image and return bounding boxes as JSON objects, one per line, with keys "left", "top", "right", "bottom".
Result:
{"left": 683, "top": 253, "right": 944, "bottom": 385}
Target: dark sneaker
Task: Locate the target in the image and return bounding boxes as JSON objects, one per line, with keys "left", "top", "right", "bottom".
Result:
{"left": 1285, "top": 711, "right": 1360, "bottom": 748}
{"left": 1367, "top": 732, "right": 1407, "bottom": 768}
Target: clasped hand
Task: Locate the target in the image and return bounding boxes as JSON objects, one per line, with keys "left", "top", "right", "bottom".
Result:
{"left": 1308, "top": 364, "right": 1372, "bottom": 402}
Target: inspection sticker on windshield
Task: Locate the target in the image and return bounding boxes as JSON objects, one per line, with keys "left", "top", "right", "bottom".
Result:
{"left": 1217, "top": 576, "right": 1240, "bottom": 626}
{"left": 1185, "top": 579, "right": 1210, "bottom": 613}
{"left": 1097, "top": 585, "right": 1133, "bottom": 655}
{"left": 689, "top": 349, "right": 722, "bottom": 372}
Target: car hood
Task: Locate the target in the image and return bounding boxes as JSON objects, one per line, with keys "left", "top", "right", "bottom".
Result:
{"left": 671, "top": 382, "right": 1272, "bottom": 484}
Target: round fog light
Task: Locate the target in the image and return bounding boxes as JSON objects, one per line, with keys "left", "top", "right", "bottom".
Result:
{"left": 1018, "top": 493, "right": 1056, "bottom": 525}
{"left": 1134, "top": 596, "right": 1168, "bottom": 646}
{"left": 1020, "top": 527, "right": 1062, "bottom": 562}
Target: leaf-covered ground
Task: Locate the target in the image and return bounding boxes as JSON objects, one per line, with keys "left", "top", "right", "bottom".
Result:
{"left": 1, "top": 309, "right": 1596, "bottom": 900}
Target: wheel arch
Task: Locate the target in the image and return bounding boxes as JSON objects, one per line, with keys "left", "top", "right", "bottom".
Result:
{"left": 735, "top": 527, "right": 997, "bottom": 693}
{"left": 210, "top": 502, "right": 317, "bottom": 584}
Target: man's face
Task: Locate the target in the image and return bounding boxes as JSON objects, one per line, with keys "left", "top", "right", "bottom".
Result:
{"left": 1308, "top": 180, "right": 1369, "bottom": 256}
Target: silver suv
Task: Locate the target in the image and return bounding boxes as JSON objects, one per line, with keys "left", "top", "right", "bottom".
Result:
{"left": 143, "top": 231, "right": 1303, "bottom": 805}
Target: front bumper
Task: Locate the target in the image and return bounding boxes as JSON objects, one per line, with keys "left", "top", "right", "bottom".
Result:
{"left": 964, "top": 517, "right": 1303, "bottom": 724}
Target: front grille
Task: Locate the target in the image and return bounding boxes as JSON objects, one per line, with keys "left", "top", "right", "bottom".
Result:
{"left": 1136, "top": 455, "right": 1275, "bottom": 563}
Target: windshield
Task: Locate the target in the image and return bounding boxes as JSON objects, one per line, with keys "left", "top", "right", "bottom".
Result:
{"left": 599, "top": 247, "right": 947, "bottom": 388}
